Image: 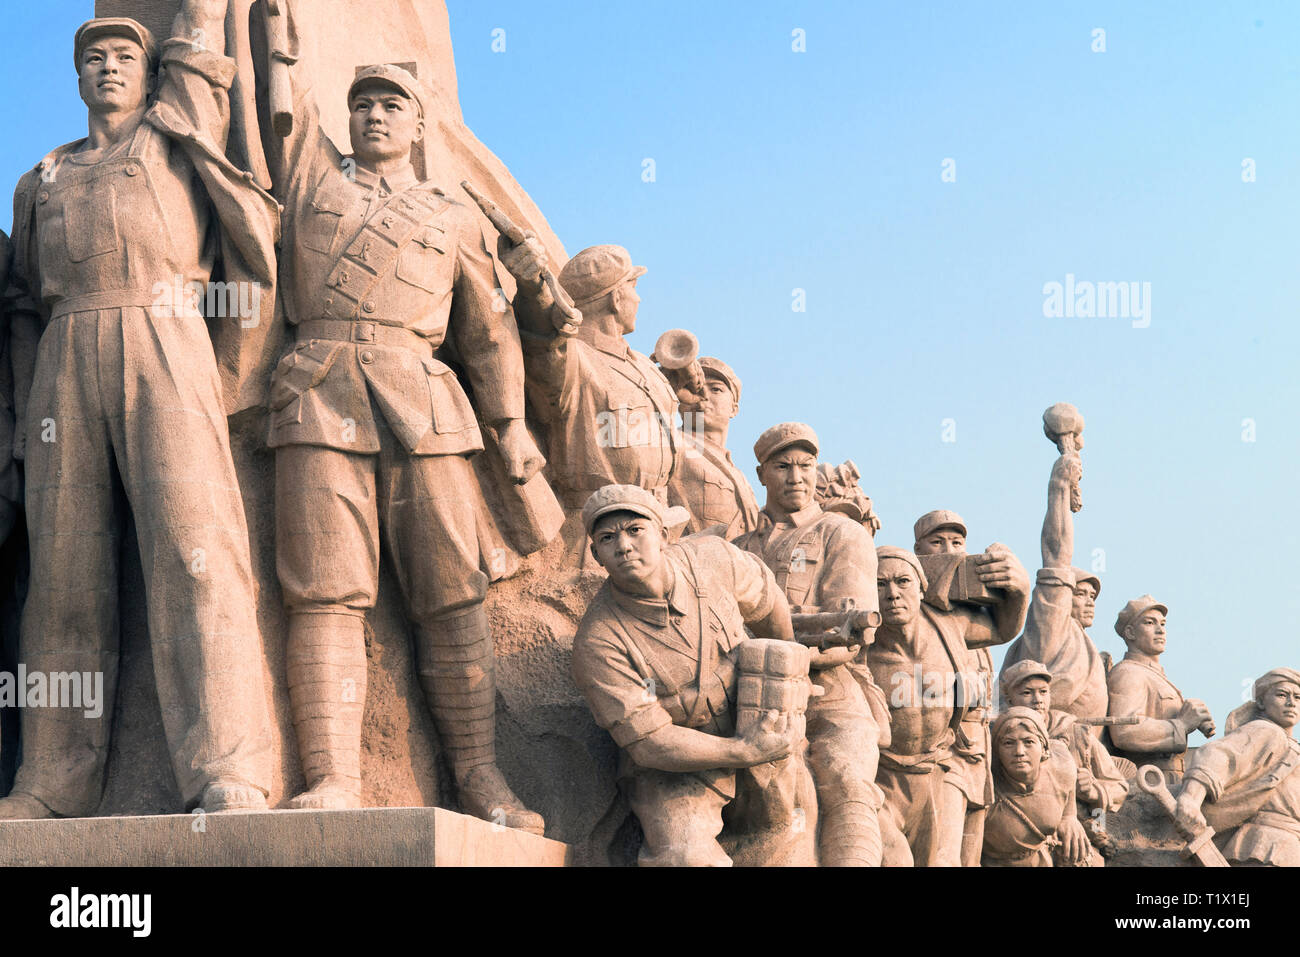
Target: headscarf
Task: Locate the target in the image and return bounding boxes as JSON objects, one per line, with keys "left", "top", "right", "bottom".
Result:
{"left": 991, "top": 706, "right": 1052, "bottom": 792}
{"left": 1225, "top": 667, "right": 1300, "bottom": 733}
{"left": 875, "top": 546, "right": 928, "bottom": 593}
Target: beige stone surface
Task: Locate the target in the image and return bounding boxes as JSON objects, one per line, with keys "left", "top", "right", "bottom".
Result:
{"left": 68, "top": 0, "right": 615, "bottom": 861}
{"left": 0, "top": 807, "right": 569, "bottom": 867}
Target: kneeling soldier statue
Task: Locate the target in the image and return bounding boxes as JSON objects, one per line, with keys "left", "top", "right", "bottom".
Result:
{"left": 571, "top": 485, "right": 807, "bottom": 866}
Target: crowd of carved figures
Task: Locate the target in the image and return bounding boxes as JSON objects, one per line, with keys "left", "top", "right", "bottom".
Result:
{"left": 0, "top": 3, "right": 1295, "bottom": 868}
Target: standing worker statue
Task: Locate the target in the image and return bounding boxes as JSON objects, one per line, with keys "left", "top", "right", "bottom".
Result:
{"left": 0, "top": 4, "right": 278, "bottom": 819}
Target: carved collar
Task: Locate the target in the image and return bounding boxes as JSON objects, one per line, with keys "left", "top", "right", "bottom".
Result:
{"left": 1121, "top": 651, "right": 1168, "bottom": 677}
{"left": 610, "top": 560, "right": 688, "bottom": 627}
{"left": 585, "top": 327, "right": 633, "bottom": 360}
{"left": 349, "top": 162, "right": 419, "bottom": 196}
{"left": 761, "top": 501, "right": 824, "bottom": 529}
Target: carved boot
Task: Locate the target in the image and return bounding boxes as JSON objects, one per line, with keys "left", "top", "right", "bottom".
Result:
{"left": 286, "top": 610, "right": 367, "bottom": 810}
{"left": 201, "top": 781, "right": 269, "bottom": 813}
{"left": 414, "top": 604, "right": 545, "bottom": 835}
{"left": 819, "top": 801, "right": 883, "bottom": 866}
{"left": 0, "top": 791, "right": 57, "bottom": 821}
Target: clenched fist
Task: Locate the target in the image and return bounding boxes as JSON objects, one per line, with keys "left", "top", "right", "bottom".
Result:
{"left": 498, "top": 232, "right": 548, "bottom": 286}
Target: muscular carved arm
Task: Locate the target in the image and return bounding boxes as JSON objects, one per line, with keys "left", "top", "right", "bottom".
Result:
{"left": 979, "top": 544, "right": 1030, "bottom": 645}
{"left": 727, "top": 540, "right": 793, "bottom": 641}
{"left": 259, "top": 0, "right": 332, "bottom": 200}
{"left": 153, "top": 0, "right": 237, "bottom": 152}
{"left": 1086, "top": 734, "right": 1130, "bottom": 811}
{"left": 1174, "top": 721, "right": 1284, "bottom": 835}
{"left": 1001, "top": 455, "right": 1079, "bottom": 665}
{"left": 627, "top": 723, "right": 786, "bottom": 773}
{"left": 814, "top": 519, "right": 879, "bottom": 617}
{"left": 1042, "top": 454, "right": 1079, "bottom": 571}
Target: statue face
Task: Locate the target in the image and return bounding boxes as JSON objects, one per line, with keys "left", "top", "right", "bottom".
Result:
{"left": 349, "top": 83, "right": 425, "bottom": 167}
{"left": 1009, "top": 677, "right": 1051, "bottom": 716}
{"left": 78, "top": 37, "right": 152, "bottom": 114}
{"left": 877, "top": 557, "right": 922, "bottom": 626}
{"left": 612, "top": 277, "right": 641, "bottom": 334}
{"left": 914, "top": 528, "right": 965, "bottom": 556}
{"left": 1071, "top": 582, "right": 1097, "bottom": 628}
{"left": 1261, "top": 682, "right": 1300, "bottom": 730}
{"left": 997, "top": 727, "right": 1043, "bottom": 785}
{"left": 681, "top": 376, "right": 737, "bottom": 433}
{"left": 590, "top": 514, "right": 666, "bottom": 591}
{"left": 757, "top": 446, "right": 817, "bottom": 513}
{"left": 1124, "top": 610, "right": 1166, "bottom": 657}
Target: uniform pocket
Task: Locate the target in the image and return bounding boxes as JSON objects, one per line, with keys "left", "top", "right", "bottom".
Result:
{"left": 396, "top": 227, "right": 450, "bottom": 294}
{"left": 65, "top": 185, "right": 120, "bottom": 262}
{"left": 270, "top": 342, "right": 342, "bottom": 412}
{"left": 424, "top": 358, "right": 475, "bottom": 434}
{"left": 300, "top": 183, "right": 348, "bottom": 255}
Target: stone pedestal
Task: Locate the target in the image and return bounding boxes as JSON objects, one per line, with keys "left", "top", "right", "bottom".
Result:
{"left": 0, "top": 807, "right": 571, "bottom": 867}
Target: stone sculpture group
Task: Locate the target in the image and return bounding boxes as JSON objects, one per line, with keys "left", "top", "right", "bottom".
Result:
{"left": 0, "top": 1, "right": 1294, "bottom": 868}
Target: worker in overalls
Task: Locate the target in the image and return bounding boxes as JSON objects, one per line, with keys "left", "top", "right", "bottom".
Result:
{"left": 0, "top": 7, "right": 276, "bottom": 819}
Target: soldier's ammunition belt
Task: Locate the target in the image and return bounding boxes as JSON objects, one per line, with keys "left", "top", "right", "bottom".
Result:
{"left": 297, "top": 319, "right": 433, "bottom": 357}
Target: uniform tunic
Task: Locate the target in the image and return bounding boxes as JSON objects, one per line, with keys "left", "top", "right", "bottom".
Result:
{"left": 267, "top": 57, "right": 532, "bottom": 616}
{"left": 524, "top": 327, "right": 678, "bottom": 504}
{"left": 668, "top": 431, "right": 759, "bottom": 538}
{"left": 1107, "top": 653, "right": 1191, "bottom": 774}
{"left": 734, "top": 503, "right": 885, "bottom": 864}
{"left": 982, "top": 741, "right": 1078, "bottom": 866}
{"left": 572, "top": 536, "right": 780, "bottom": 866}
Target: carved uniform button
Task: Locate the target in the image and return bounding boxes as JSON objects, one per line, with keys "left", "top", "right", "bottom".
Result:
{"left": 125, "top": 163, "right": 140, "bottom": 177}
{"left": 362, "top": 300, "right": 376, "bottom": 315}
{"left": 360, "top": 350, "right": 375, "bottom": 364}
{"left": 37, "top": 190, "right": 49, "bottom": 204}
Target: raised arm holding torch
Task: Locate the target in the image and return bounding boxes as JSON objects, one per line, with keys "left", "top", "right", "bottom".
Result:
{"left": 1043, "top": 403, "right": 1084, "bottom": 512}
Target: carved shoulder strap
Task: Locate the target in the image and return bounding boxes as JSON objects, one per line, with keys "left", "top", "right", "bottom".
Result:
{"left": 321, "top": 185, "right": 444, "bottom": 317}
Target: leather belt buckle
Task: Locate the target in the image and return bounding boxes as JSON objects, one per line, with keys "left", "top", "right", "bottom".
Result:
{"left": 354, "top": 321, "right": 377, "bottom": 344}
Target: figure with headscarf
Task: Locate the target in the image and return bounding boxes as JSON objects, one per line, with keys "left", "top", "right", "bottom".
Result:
{"left": 999, "top": 660, "right": 1128, "bottom": 861}
{"left": 982, "top": 707, "right": 1091, "bottom": 866}
{"left": 1173, "top": 669, "right": 1300, "bottom": 867}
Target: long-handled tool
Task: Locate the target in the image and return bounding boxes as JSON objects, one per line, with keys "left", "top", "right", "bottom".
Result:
{"left": 1136, "top": 764, "right": 1229, "bottom": 867}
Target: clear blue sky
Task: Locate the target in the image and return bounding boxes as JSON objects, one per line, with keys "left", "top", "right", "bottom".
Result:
{"left": 2, "top": 2, "right": 1297, "bottom": 729}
